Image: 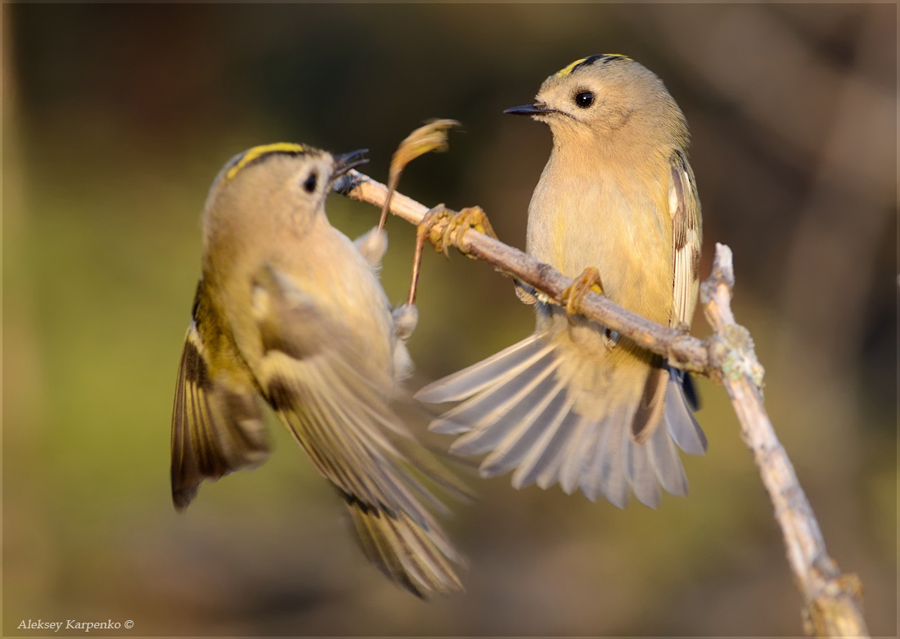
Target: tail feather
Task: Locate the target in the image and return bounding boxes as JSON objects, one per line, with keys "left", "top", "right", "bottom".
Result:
{"left": 350, "top": 504, "right": 417, "bottom": 594}
{"left": 580, "top": 425, "right": 608, "bottom": 502}
{"left": 480, "top": 379, "right": 568, "bottom": 478}
{"left": 450, "top": 357, "right": 561, "bottom": 456}
{"left": 415, "top": 334, "right": 551, "bottom": 403}
{"left": 516, "top": 398, "right": 578, "bottom": 489}
{"left": 626, "top": 436, "right": 662, "bottom": 508}
{"left": 664, "top": 368, "right": 707, "bottom": 456}
{"left": 603, "top": 413, "right": 631, "bottom": 508}
{"left": 649, "top": 415, "right": 689, "bottom": 497}
{"left": 347, "top": 500, "right": 464, "bottom": 598}
{"left": 682, "top": 371, "right": 700, "bottom": 411}
{"left": 581, "top": 410, "right": 619, "bottom": 503}
{"left": 631, "top": 361, "right": 668, "bottom": 444}
{"left": 430, "top": 347, "right": 556, "bottom": 436}
{"left": 558, "top": 414, "right": 596, "bottom": 495}
{"left": 391, "top": 514, "right": 463, "bottom": 591}
{"left": 419, "top": 335, "right": 706, "bottom": 507}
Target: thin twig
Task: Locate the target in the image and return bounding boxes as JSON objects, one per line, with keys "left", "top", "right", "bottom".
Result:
{"left": 332, "top": 169, "right": 869, "bottom": 637}
{"left": 701, "top": 246, "right": 868, "bottom": 637}
{"left": 334, "top": 169, "right": 709, "bottom": 374}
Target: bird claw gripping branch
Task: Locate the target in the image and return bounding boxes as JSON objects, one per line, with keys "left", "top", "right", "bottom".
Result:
{"left": 558, "top": 266, "right": 605, "bottom": 325}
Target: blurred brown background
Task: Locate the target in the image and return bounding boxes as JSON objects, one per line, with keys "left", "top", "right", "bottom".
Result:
{"left": 3, "top": 4, "right": 895, "bottom": 636}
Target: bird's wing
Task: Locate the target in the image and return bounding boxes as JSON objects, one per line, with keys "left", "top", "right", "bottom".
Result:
{"left": 629, "top": 148, "right": 705, "bottom": 445}
{"left": 669, "top": 148, "right": 703, "bottom": 327}
{"left": 663, "top": 148, "right": 707, "bottom": 438}
{"left": 170, "top": 288, "right": 270, "bottom": 510}
{"left": 250, "top": 264, "right": 466, "bottom": 596}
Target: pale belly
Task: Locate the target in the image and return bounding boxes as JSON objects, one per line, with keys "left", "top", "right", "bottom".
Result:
{"left": 281, "top": 228, "right": 395, "bottom": 364}
{"left": 526, "top": 168, "right": 673, "bottom": 326}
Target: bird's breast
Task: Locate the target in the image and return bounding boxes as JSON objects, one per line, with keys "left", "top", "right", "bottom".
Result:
{"left": 526, "top": 154, "right": 673, "bottom": 324}
{"left": 274, "top": 224, "right": 396, "bottom": 362}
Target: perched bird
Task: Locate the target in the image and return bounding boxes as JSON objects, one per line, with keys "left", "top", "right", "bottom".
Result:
{"left": 170, "top": 143, "right": 464, "bottom": 597}
{"left": 417, "top": 55, "right": 706, "bottom": 508}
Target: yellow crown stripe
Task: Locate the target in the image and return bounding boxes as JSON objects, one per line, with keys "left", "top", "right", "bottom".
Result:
{"left": 225, "top": 143, "right": 306, "bottom": 182}
{"left": 556, "top": 57, "right": 589, "bottom": 77}
{"left": 555, "top": 53, "right": 633, "bottom": 77}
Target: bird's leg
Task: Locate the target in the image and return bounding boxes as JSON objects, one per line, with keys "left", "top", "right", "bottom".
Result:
{"left": 558, "top": 267, "right": 605, "bottom": 325}
{"left": 403, "top": 205, "right": 498, "bottom": 309}
{"left": 383, "top": 120, "right": 460, "bottom": 341}
{"left": 403, "top": 205, "right": 452, "bottom": 309}
{"left": 393, "top": 204, "right": 454, "bottom": 339}
{"left": 393, "top": 203, "right": 453, "bottom": 339}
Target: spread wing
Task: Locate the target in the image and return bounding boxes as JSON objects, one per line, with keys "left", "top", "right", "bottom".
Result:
{"left": 250, "top": 265, "right": 466, "bottom": 596}
{"left": 170, "top": 286, "right": 271, "bottom": 510}
{"left": 630, "top": 149, "right": 703, "bottom": 445}
{"left": 667, "top": 148, "right": 705, "bottom": 423}
{"left": 669, "top": 148, "right": 702, "bottom": 327}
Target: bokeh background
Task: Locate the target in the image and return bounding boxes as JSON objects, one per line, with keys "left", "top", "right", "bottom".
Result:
{"left": 4, "top": 3, "right": 896, "bottom": 636}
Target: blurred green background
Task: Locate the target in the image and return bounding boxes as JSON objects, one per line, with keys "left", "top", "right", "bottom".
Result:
{"left": 4, "top": 4, "right": 896, "bottom": 636}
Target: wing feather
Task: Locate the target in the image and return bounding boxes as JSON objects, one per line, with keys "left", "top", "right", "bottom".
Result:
{"left": 670, "top": 148, "right": 702, "bottom": 327}
{"left": 170, "top": 317, "right": 269, "bottom": 510}
{"left": 251, "top": 264, "right": 465, "bottom": 596}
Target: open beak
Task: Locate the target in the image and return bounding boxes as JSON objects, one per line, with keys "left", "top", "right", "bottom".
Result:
{"left": 332, "top": 148, "right": 369, "bottom": 180}
{"left": 503, "top": 103, "right": 555, "bottom": 116}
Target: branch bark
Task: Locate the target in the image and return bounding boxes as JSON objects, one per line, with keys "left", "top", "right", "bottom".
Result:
{"left": 333, "top": 169, "right": 869, "bottom": 637}
{"left": 335, "top": 170, "right": 709, "bottom": 373}
{"left": 701, "top": 247, "right": 868, "bottom": 638}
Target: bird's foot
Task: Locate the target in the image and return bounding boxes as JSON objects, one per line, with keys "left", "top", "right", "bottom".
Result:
{"left": 559, "top": 267, "right": 605, "bottom": 324}
{"left": 404, "top": 205, "right": 497, "bottom": 307}
{"left": 423, "top": 205, "right": 498, "bottom": 256}
{"left": 392, "top": 303, "right": 419, "bottom": 340}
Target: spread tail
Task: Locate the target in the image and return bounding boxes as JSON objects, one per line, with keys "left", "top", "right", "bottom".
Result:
{"left": 416, "top": 334, "right": 706, "bottom": 508}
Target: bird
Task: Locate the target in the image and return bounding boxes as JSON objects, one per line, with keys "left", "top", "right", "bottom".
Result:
{"left": 416, "top": 54, "right": 707, "bottom": 508}
{"left": 170, "top": 142, "right": 465, "bottom": 597}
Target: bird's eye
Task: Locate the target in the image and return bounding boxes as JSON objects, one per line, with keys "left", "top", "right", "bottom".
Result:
{"left": 575, "top": 91, "right": 595, "bottom": 108}
{"left": 303, "top": 171, "right": 318, "bottom": 193}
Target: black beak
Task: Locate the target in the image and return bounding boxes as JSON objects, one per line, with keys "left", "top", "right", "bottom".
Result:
{"left": 332, "top": 148, "right": 369, "bottom": 179}
{"left": 504, "top": 103, "right": 554, "bottom": 116}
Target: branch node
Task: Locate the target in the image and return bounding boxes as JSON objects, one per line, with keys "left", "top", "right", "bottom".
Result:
{"left": 804, "top": 571, "right": 866, "bottom": 638}
{"left": 667, "top": 333, "right": 699, "bottom": 369}
{"left": 703, "top": 326, "right": 764, "bottom": 389}
{"left": 709, "top": 242, "right": 736, "bottom": 289}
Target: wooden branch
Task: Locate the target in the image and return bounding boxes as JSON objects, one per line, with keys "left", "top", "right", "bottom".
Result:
{"left": 701, "top": 246, "right": 868, "bottom": 637}
{"left": 334, "top": 170, "right": 710, "bottom": 374}
{"left": 333, "top": 170, "right": 869, "bottom": 637}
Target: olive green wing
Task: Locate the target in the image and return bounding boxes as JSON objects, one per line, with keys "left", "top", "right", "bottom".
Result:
{"left": 250, "top": 265, "right": 466, "bottom": 596}
{"left": 669, "top": 148, "right": 703, "bottom": 327}
{"left": 663, "top": 148, "right": 707, "bottom": 446}
{"left": 629, "top": 150, "right": 702, "bottom": 446}
{"left": 170, "top": 287, "right": 270, "bottom": 510}
{"left": 628, "top": 150, "right": 703, "bottom": 446}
